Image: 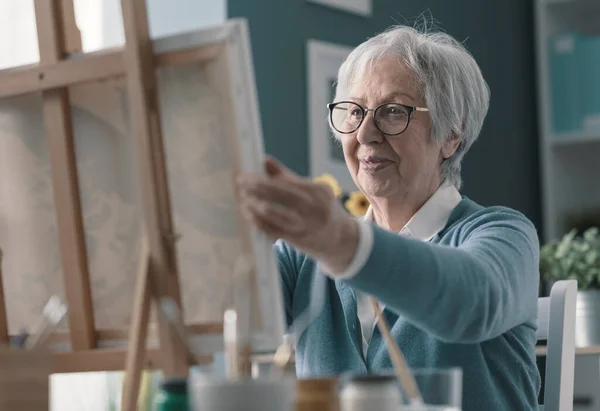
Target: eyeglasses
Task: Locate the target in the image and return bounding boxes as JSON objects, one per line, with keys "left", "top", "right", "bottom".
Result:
{"left": 327, "top": 101, "right": 429, "bottom": 136}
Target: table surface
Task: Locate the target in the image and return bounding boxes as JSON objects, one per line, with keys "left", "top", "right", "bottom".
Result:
{"left": 255, "top": 347, "right": 600, "bottom": 359}
{"left": 536, "top": 345, "right": 600, "bottom": 356}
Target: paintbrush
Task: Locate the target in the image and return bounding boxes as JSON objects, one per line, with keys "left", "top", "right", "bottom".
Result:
{"left": 223, "top": 309, "right": 241, "bottom": 380}
{"left": 158, "top": 297, "right": 205, "bottom": 365}
{"left": 270, "top": 337, "right": 294, "bottom": 378}
{"left": 369, "top": 296, "right": 424, "bottom": 406}
{"left": 271, "top": 264, "right": 327, "bottom": 378}
{"left": 230, "top": 254, "right": 254, "bottom": 379}
{"left": 25, "top": 295, "right": 68, "bottom": 350}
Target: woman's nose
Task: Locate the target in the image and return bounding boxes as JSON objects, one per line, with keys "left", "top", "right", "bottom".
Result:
{"left": 356, "top": 111, "right": 384, "bottom": 145}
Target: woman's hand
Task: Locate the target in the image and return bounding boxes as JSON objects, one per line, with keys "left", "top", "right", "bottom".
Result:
{"left": 237, "top": 156, "right": 359, "bottom": 275}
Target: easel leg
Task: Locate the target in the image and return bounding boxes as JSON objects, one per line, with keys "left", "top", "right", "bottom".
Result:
{"left": 59, "top": 0, "right": 82, "bottom": 54}
{"left": 120, "top": 0, "right": 188, "bottom": 377}
{"left": 121, "top": 238, "right": 151, "bottom": 411}
{"left": 34, "top": 0, "right": 96, "bottom": 352}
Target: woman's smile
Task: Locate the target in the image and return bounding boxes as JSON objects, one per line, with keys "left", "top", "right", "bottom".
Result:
{"left": 359, "top": 155, "right": 394, "bottom": 172}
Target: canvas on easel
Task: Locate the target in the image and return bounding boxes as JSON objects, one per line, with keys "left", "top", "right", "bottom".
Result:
{"left": 0, "top": 0, "right": 285, "bottom": 408}
{"left": 0, "top": 19, "right": 284, "bottom": 355}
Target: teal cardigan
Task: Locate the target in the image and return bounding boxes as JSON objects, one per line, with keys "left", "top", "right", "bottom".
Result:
{"left": 276, "top": 197, "right": 541, "bottom": 411}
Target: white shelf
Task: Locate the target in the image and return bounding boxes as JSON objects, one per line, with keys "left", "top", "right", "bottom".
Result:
{"left": 544, "top": 0, "right": 600, "bottom": 8}
{"left": 545, "top": 0, "right": 598, "bottom": 5}
{"left": 544, "top": 0, "right": 573, "bottom": 4}
{"left": 535, "top": 0, "right": 600, "bottom": 241}
{"left": 551, "top": 130, "right": 600, "bottom": 147}
{"left": 543, "top": 0, "right": 600, "bottom": 31}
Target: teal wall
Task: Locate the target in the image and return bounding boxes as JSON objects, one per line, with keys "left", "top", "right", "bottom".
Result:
{"left": 228, "top": 1, "right": 541, "bottom": 231}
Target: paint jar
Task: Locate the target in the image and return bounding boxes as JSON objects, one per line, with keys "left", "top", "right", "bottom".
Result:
{"left": 339, "top": 374, "right": 402, "bottom": 411}
{"left": 189, "top": 377, "right": 295, "bottom": 411}
{"left": 295, "top": 377, "right": 340, "bottom": 411}
{"left": 154, "top": 377, "right": 190, "bottom": 411}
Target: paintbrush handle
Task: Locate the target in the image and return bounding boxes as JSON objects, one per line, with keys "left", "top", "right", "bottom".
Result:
{"left": 169, "top": 316, "right": 204, "bottom": 365}
{"left": 224, "top": 309, "right": 240, "bottom": 379}
{"left": 158, "top": 297, "right": 205, "bottom": 365}
{"left": 25, "top": 296, "right": 68, "bottom": 350}
{"left": 369, "top": 297, "right": 423, "bottom": 404}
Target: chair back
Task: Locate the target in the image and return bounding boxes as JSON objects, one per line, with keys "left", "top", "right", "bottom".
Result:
{"left": 537, "top": 280, "right": 578, "bottom": 411}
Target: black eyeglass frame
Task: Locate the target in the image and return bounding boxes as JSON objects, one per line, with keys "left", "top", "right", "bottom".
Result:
{"left": 327, "top": 101, "right": 429, "bottom": 136}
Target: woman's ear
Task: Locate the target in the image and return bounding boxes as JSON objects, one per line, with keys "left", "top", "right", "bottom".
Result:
{"left": 441, "top": 134, "right": 461, "bottom": 159}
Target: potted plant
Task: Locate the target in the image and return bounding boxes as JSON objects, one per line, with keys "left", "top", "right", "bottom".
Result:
{"left": 540, "top": 227, "right": 600, "bottom": 347}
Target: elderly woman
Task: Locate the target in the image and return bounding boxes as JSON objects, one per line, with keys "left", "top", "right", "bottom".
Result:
{"left": 238, "top": 25, "right": 540, "bottom": 411}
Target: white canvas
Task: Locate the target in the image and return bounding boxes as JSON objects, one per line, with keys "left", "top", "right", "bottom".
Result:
{"left": 0, "top": 19, "right": 285, "bottom": 354}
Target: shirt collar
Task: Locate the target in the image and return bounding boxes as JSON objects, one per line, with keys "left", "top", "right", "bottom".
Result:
{"left": 363, "top": 183, "right": 462, "bottom": 241}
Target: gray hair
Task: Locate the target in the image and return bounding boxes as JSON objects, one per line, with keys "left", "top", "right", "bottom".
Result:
{"left": 334, "top": 25, "right": 490, "bottom": 189}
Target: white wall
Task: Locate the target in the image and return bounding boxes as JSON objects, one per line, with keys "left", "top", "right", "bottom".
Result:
{"left": 0, "top": 0, "right": 227, "bottom": 69}
{"left": 100, "top": 0, "right": 227, "bottom": 49}
{"left": 0, "top": 1, "right": 38, "bottom": 69}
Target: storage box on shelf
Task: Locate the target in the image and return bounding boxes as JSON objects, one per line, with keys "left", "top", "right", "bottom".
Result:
{"left": 548, "top": 31, "right": 600, "bottom": 137}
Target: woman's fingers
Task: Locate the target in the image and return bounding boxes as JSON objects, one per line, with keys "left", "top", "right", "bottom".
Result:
{"left": 242, "top": 195, "right": 306, "bottom": 234}
{"left": 237, "top": 162, "right": 338, "bottom": 247}
{"left": 242, "top": 206, "right": 282, "bottom": 239}
{"left": 239, "top": 176, "right": 313, "bottom": 211}
{"left": 264, "top": 156, "right": 296, "bottom": 179}
{"left": 236, "top": 157, "right": 356, "bottom": 270}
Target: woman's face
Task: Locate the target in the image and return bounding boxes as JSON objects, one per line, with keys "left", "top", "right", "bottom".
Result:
{"left": 341, "top": 56, "right": 458, "bottom": 200}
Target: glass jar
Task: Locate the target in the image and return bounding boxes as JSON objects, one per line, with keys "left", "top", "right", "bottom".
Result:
{"left": 339, "top": 374, "right": 402, "bottom": 411}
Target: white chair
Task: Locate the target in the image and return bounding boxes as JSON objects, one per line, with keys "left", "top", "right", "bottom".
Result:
{"left": 537, "top": 280, "right": 578, "bottom": 411}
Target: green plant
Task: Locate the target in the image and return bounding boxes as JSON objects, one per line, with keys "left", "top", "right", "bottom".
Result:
{"left": 540, "top": 227, "right": 600, "bottom": 289}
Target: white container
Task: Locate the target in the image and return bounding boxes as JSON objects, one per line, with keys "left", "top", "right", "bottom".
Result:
{"left": 340, "top": 375, "right": 403, "bottom": 411}
{"left": 189, "top": 377, "right": 295, "bottom": 411}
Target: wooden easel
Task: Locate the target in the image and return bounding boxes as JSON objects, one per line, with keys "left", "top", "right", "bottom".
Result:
{"left": 0, "top": 0, "right": 236, "bottom": 408}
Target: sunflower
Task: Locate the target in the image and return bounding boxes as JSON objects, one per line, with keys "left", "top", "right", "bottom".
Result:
{"left": 345, "top": 191, "right": 370, "bottom": 217}
{"left": 313, "top": 173, "right": 343, "bottom": 198}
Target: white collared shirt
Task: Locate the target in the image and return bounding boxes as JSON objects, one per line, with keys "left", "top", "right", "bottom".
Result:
{"left": 346, "top": 183, "right": 462, "bottom": 358}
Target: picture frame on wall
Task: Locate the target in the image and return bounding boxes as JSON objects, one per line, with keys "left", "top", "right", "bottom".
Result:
{"left": 306, "top": 0, "right": 372, "bottom": 17}
{"left": 307, "top": 39, "right": 356, "bottom": 191}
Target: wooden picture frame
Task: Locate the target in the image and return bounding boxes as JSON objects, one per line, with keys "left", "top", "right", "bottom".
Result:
{"left": 0, "top": 0, "right": 285, "bottom": 408}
